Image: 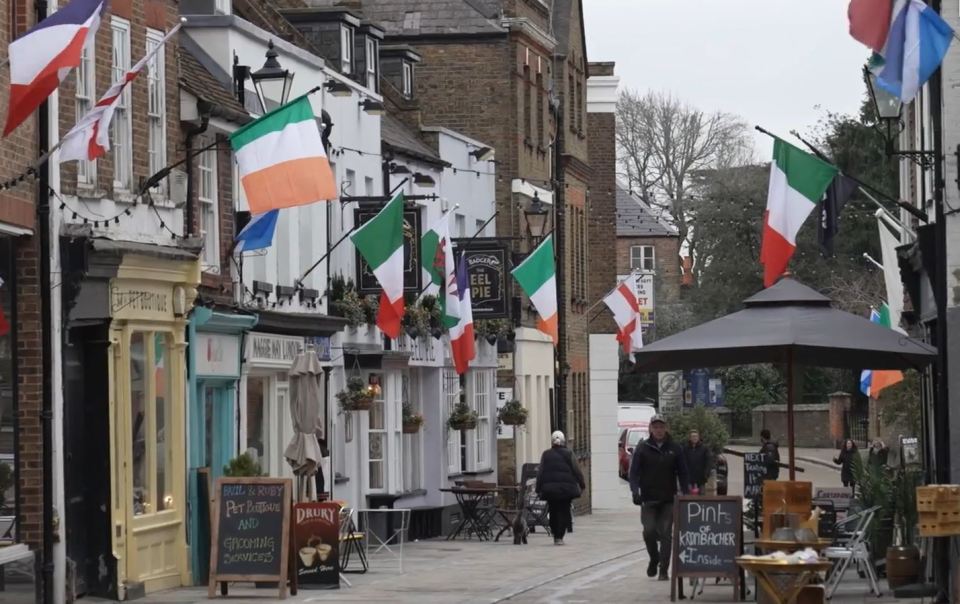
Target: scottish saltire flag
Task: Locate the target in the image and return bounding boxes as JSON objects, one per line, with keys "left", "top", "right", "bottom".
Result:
{"left": 235, "top": 210, "right": 279, "bottom": 253}
{"left": 60, "top": 23, "right": 183, "bottom": 162}
{"left": 4, "top": 0, "right": 105, "bottom": 135}
{"left": 871, "top": 0, "right": 952, "bottom": 102}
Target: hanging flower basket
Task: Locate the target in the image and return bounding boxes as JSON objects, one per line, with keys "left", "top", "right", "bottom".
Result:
{"left": 447, "top": 402, "right": 479, "bottom": 431}
{"left": 337, "top": 376, "right": 374, "bottom": 412}
{"left": 402, "top": 403, "right": 424, "bottom": 433}
{"left": 498, "top": 400, "right": 528, "bottom": 426}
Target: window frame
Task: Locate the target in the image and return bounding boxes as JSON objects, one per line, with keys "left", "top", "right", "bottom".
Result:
{"left": 75, "top": 40, "right": 96, "bottom": 187}
{"left": 213, "top": 0, "right": 231, "bottom": 14}
{"left": 471, "top": 371, "right": 491, "bottom": 470}
{"left": 198, "top": 140, "right": 219, "bottom": 273}
{"left": 111, "top": 17, "right": 133, "bottom": 191}
{"left": 401, "top": 61, "right": 413, "bottom": 99}
{"left": 401, "top": 372, "right": 422, "bottom": 492}
{"left": 630, "top": 245, "right": 656, "bottom": 272}
{"left": 146, "top": 28, "right": 167, "bottom": 198}
{"left": 445, "top": 369, "right": 463, "bottom": 475}
{"left": 365, "top": 36, "right": 379, "bottom": 91}
{"left": 340, "top": 25, "right": 354, "bottom": 74}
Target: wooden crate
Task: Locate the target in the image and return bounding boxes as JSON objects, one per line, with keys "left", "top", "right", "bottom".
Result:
{"left": 918, "top": 511, "right": 960, "bottom": 538}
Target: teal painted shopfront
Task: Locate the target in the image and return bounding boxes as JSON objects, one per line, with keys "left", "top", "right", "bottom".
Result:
{"left": 186, "top": 307, "right": 257, "bottom": 583}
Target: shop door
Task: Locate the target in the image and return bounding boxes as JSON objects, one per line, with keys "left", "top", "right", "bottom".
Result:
{"left": 201, "top": 382, "right": 234, "bottom": 477}
{"left": 120, "top": 330, "right": 187, "bottom": 593}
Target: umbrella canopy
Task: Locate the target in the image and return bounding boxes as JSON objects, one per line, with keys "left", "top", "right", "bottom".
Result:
{"left": 284, "top": 348, "right": 324, "bottom": 480}
{"left": 631, "top": 278, "right": 936, "bottom": 480}
{"left": 633, "top": 278, "right": 935, "bottom": 372}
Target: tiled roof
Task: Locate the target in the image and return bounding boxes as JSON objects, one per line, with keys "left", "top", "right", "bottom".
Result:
{"left": 178, "top": 53, "right": 249, "bottom": 120}
{"left": 616, "top": 185, "right": 678, "bottom": 238}
{"left": 303, "top": 0, "right": 505, "bottom": 36}
{"left": 381, "top": 114, "right": 445, "bottom": 166}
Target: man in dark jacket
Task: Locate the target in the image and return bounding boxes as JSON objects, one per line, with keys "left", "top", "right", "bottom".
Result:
{"left": 629, "top": 415, "right": 689, "bottom": 580}
{"left": 760, "top": 429, "right": 780, "bottom": 481}
{"left": 682, "top": 430, "right": 711, "bottom": 493}
{"left": 536, "top": 431, "right": 586, "bottom": 545}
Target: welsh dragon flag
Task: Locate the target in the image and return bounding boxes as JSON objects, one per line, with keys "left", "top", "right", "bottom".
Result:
{"left": 351, "top": 193, "right": 405, "bottom": 338}
{"left": 420, "top": 212, "right": 459, "bottom": 328}
{"left": 760, "top": 139, "right": 838, "bottom": 287}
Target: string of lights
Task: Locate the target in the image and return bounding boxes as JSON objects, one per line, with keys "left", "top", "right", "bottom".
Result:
{"left": 0, "top": 165, "right": 41, "bottom": 191}
{"left": 50, "top": 187, "right": 134, "bottom": 227}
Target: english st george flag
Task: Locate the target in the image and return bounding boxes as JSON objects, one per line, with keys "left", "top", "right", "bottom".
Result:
{"left": 603, "top": 274, "right": 643, "bottom": 361}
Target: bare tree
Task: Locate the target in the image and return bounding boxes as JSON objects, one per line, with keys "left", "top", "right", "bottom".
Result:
{"left": 616, "top": 89, "right": 754, "bottom": 248}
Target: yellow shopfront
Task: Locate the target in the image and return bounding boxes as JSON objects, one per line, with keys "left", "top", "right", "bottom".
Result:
{"left": 107, "top": 254, "right": 199, "bottom": 598}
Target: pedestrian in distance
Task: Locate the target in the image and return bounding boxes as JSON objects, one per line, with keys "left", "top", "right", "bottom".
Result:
{"left": 834, "top": 438, "right": 859, "bottom": 488}
{"left": 682, "top": 429, "right": 711, "bottom": 495}
{"left": 628, "top": 414, "right": 689, "bottom": 581}
{"left": 535, "top": 431, "right": 585, "bottom": 545}
{"left": 759, "top": 428, "right": 781, "bottom": 481}
{"left": 868, "top": 438, "right": 889, "bottom": 470}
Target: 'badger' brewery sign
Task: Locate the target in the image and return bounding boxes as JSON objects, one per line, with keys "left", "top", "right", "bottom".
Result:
{"left": 454, "top": 239, "right": 509, "bottom": 319}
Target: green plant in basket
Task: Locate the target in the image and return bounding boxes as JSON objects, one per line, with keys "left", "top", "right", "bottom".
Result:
{"left": 223, "top": 453, "right": 263, "bottom": 477}
{"left": 402, "top": 403, "right": 425, "bottom": 433}
{"left": 447, "top": 401, "right": 479, "bottom": 431}
{"left": 498, "top": 400, "right": 528, "bottom": 426}
{"left": 337, "top": 375, "right": 374, "bottom": 412}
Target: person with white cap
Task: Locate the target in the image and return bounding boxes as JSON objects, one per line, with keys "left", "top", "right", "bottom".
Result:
{"left": 535, "top": 430, "right": 585, "bottom": 545}
{"left": 628, "top": 414, "right": 689, "bottom": 580}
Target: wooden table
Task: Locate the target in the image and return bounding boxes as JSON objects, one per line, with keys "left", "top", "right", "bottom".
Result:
{"left": 736, "top": 558, "right": 832, "bottom": 604}
{"left": 755, "top": 538, "right": 833, "bottom": 553}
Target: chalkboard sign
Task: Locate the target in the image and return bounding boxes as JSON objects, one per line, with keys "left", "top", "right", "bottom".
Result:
{"left": 208, "top": 477, "right": 292, "bottom": 599}
{"left": 670, "top": 495, "right": 742, "bottom": 602}
{"left": 743, "top": 452, "right": 765, "bottom": 500}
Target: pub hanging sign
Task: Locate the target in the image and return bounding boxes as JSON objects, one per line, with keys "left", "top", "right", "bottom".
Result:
{"left": 355, "top": 205, "right": 422, "bottom": 295}
{"left": 453, "top": 238, "right": 510, "bottom": 320}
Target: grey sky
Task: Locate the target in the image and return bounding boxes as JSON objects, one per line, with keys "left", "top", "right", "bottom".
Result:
{"left": 583, "top": 0, "right": 871, "bottom": 156}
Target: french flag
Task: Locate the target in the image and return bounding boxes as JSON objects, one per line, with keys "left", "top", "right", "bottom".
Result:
{"left": 59, "top": 22, "right": 182, "bottom": 163}
{"left": 450, "top": 254, "right": 475, "bottom": 375}
{"left": 4, "top": 0, "right": 105, "bottom": 136}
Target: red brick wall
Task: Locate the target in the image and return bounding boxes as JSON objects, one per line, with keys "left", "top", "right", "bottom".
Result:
{"left": 196, "top": 132, "right": 237, "bottom": 302}
{"left": 58, "top": 0, "right": 182, "bottom": 202}
{"left": 586, "top": 108, "right": 617, "bottom": 335}
{"left": 15, "top": 236, "right": 41, "bottom": 548}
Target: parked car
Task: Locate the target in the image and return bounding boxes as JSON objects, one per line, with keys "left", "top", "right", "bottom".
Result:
{"left": 618, "top": 427, "right": 648, "bottom": 479}
{"left": 617, "top": 402, "right": 656, "bottom": 431}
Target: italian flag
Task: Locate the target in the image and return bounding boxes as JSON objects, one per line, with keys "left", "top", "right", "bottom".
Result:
{"left": 351, "top": 193, "right": 406, "bottom": 338}
{"left": 420, "top": 212, "right": 459, "bottom": 329}
{"left": 860, "top": 304, "right": 904, "bottom": 399}
{"left": 760, "top": 139, "right": 838, "bottom": 287}
{"left": 511, "top": 235, "right": 558, "bottom": 345}
{"left": 230, "top": 95, "right": 337, "bottom": 215}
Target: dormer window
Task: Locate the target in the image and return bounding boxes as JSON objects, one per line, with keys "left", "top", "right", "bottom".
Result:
{"left": 402, "top": 61, "right": 413, "bottom": 98}
{"left": 365, "top": 37, "right": 379, "bottom": 91}
{"left": 340, "top": 25, "right": 354, "bottom": 74}
{"left": 214, "top": 0, "right": 231, "bottom": 14}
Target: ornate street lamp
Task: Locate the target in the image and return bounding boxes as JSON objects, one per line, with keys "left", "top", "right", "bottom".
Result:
{"left": 523, "top": 191, "right": 549, "bottom": 243}
{"left": 250, "top": 40, "right": 295, "bottom": 113}
{"left": 864, "top": 66, "right": 934, "bottom": 168}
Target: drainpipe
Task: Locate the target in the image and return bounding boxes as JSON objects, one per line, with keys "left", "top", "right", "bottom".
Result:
{"left": 184, "top": 101, "right": 212, "bottom": 237}
{"left": 35, "top": 0, "right": 54, "bottom": 597}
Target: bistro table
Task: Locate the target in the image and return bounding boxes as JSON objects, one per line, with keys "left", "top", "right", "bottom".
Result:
{"left": 736, "top": 558, "right": 833, "bottom": 604}
{"left": 440, "top": 486, "right": 499, "bottom": 541}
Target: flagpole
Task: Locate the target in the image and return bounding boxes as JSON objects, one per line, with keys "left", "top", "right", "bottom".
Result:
{"left": 294, "top": 226, "right": 358, "bottom": 289}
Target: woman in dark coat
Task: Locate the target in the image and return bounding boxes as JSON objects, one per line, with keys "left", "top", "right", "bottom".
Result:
{"left": 536, "top": 431, "right": 585, "bottom": 545}
{"left": 834, "top": 439, "right": 859, "bottom": 488}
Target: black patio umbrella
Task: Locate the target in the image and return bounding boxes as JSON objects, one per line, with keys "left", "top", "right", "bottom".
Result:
{"left": 632, "top": 278, "right": 936, "bottom": 479}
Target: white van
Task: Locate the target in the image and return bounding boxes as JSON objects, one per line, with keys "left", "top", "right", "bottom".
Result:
{"left": 618, "top": 402, "right": 656, "bottom": 430}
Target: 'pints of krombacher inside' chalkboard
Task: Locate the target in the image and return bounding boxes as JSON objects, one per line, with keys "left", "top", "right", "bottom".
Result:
{"left": 670, "top": 495, "right": 743, "bottom": 602}
{"left": 208, "top": 477, "right": 292, "bottom": 600}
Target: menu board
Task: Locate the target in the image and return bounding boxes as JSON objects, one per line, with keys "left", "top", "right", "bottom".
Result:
{"left": 670, "top": 496, "right": 742, "bottom": 602}
{"left": 208, "top": 477, "right": 292, "bottom": 599}
{"left": 292, "top": 502, "right": 340, "bottom": 589}
{"left": 743, "top": 452, "right": 766, "bottom": 500}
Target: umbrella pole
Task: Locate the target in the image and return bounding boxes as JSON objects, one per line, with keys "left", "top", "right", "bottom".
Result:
{"left": 787, "top": 350, "right": 796, "bottom": 481}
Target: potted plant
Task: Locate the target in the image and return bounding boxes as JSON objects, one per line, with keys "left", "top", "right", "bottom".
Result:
{"left": 402, "top": 403, "right": 424, "bottom": 434}
{"left": 497, "top": 400, "right": 528, "bottom": 426}
{"left": 223, "top": 452, "right": 263, "bottom": 477}
{"left": 475, "top": 319, "right": 514, "bottom": 348}
{"left": 852, "top": 456, "right": 896, "bottom": 562}
{"left": 447, "top": 401, "right": 478, "bottom": 431}
{"left": 887, "top": 466, "right": 923, "bottom": 588}
{"left": 337, "top": 375, "right": 374, "bottom": 412}
{"left": 403, "top": 297, "right": 434, "bottom": 340}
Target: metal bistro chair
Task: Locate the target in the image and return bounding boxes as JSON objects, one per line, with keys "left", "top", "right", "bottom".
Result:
{"left": 823, "top": 505, "right": 882, "bottom": 599}
{"left": 338, "top": 506, "right": 368, "bottom": 585}
{"left": 519, "top": 463, "right": 551, "bottom": 536}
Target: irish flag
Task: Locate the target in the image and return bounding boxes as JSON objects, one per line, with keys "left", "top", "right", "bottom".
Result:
{"left": 604, "top": 274, "right": 643, "bottom": 361}
{"left": 351, "top": 193, "right": 405, "bottom": 338}
{"left": 760, "top": 140, "right": 838, "bottom": 287}
{"left": 421, "top": 212, "right": 459, "bottom": 329}
{"left": 860, "top": 305, "right": 904, "bottom": 399}
{"left": 230, "top": 95, "right": 337, "bottom": 215}
{"left": 512, "top": 235, "right": 558, "bottom": 345}
{"left": 450, "top": 254, "right": 476, "bottom": 374}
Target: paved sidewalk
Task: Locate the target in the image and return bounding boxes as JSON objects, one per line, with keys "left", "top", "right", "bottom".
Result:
{"left": 122, "top": 509, "right": 909, "bottom": 604}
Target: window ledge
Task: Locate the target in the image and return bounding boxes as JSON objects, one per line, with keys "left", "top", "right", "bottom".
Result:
{"left": 334, "top": 475, "right": 349, "bottom": 484}
{"left": 462, "top": 468, "right": 494, "bottom": 476}
{"left": 114, "top": 190, "right": 137, "bottom": 204}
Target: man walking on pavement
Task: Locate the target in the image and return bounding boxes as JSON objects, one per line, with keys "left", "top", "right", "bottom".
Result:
{"left": 629, "top": 414, "right": 689, "bottom": 580}
{"left": 760, "top": 429, "right": 780, "bottom": 481}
